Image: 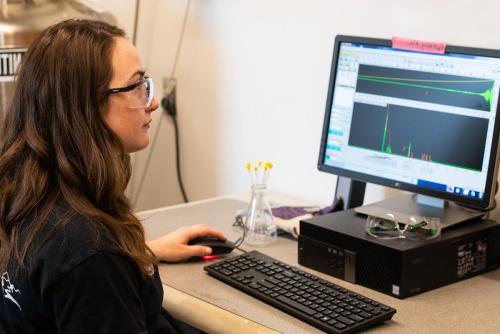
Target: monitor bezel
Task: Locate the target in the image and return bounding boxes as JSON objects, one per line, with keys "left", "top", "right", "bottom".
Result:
{"left": 318, "top": 35, "right": 500, "bottom": 210}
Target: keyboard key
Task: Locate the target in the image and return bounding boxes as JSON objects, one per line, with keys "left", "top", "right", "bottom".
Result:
{"left": 313, "top": 313, "right": 324, "bottom": 319}
{"left": 259, "top": 280, "right": 275, "bottom": 289}
{"left": 334, "top": 323, "right": 347, "bottom": 330}
{"left": 359, "top": 311, "right": 374, "bottom": 319}
{"left": 277, "top": 296, "right": 316, "bottom": 316}
{"left": 337, "top": 316, "right": 355, "bottom": 326}
{"left": 349, "top": 314, "right": 364, "bottom": 323}
{"left": 267, "top": 277, "right": 280, "bottom": 285}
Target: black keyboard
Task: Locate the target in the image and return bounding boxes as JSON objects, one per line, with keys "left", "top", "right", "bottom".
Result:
{"left": 204, "top": 251, "right": 396, "bottom": 333}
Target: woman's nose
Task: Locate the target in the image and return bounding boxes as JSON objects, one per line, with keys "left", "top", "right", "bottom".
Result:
{"left": 147, "top": 96, "right": 159, "bottom": 113}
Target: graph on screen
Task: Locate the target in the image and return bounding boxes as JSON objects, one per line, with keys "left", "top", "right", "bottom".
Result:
{"left": 356, "top": 65, "right": 495, "bottom": 112}
{"left": 348, "top": 102, "right": 489, "bottom": 171}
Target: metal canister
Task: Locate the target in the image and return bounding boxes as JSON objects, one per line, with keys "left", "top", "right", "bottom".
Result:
{"left": 0, "top": 0, "right": 116, "bottom": 120}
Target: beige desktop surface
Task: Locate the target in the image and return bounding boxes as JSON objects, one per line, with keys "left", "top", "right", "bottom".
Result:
{"left": 139, "top": 197, "right": 500, "bottom": 334}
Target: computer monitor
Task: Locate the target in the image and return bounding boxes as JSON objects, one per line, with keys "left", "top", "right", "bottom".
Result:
{"left": 318, "top": 35, "right": 500, "bottom": 224}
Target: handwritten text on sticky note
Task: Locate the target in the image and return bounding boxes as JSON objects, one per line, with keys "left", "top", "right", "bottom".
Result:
{"left": 392, "top": 37, "right": 446, "bottom": 54}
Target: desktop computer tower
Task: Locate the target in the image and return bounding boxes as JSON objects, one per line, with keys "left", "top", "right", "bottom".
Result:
{"left": 298, "top": 209, "right": 500, "bottom": 299}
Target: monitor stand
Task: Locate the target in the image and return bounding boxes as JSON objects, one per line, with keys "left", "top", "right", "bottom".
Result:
{"left": 354, "top": 193, "right": 486, "bottom": 229}
{"left": 334, "top": 176, "right": 366, "bottom": 210}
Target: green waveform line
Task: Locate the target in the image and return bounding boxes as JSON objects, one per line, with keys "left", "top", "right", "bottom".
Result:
{"left": 359, "top": 76, "right": 491, "bottom": 84}
{"left": 381, "top": 111, "right": 388, "bottom": 152}
{"left": 358, "top": 75, "right": 494, "bottom": 110}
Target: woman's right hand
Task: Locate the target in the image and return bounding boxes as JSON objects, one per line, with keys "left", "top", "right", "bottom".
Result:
{"left": 146, "top": 224, "right": 227, "bottom": 262}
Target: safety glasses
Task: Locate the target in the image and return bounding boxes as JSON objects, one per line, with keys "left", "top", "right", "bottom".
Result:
{"left": 105, "top": 76, "right": 154, "bottom": 109}
{"left": 366, "top": 213, "right": 441, "bottom": 241}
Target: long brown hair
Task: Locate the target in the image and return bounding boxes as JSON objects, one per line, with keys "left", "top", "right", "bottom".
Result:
{"left": 0, "top": 19, "right": 155, "bottom": 277}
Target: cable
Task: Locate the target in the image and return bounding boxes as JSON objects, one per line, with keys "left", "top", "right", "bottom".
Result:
{"left": 232, "top": 214, "right": 247, "bottom": 249}
{"left": 170, "top": 113, "right": 189, "bottom": 203}
{"left": 132, "top": 0, "right": 141, "bottom": 45}
{"left": 170, "top": 0, "right": 191, "bottom": 77}
{"left": 235, "top": 246, "right": 248, "bottom": 253}
{"left": 132, "top": 0, "right": 192, "bottom": 208}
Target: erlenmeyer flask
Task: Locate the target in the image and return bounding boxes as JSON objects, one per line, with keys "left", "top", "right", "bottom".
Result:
{"left": 244, "top": 184, "right": 277, "bottom": 245}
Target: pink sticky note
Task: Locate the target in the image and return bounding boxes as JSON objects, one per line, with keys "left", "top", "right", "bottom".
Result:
{"left": 392, "top": 36, "right": 446, "bottom": 54}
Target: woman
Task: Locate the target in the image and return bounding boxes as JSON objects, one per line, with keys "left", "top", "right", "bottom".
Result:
{"left": 0, "top": 19, "right": 225, "bottom": 333}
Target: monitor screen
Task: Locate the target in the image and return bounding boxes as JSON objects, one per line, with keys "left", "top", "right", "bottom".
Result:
{"left": 318, "top": 35, "right": 500, "bottom": 209}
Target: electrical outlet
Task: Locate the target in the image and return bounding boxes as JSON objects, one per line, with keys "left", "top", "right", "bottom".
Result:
{"left": 161, "top": 77, "right": 177, "bottom": 117}
{"left": 162, "top": 77, "right": 176, "bottom": 97}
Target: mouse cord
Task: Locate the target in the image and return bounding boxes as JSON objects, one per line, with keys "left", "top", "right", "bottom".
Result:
{"left": 235, "top": 246, "right": 247, "bottom": 253}
{"left": 232, "top": 214, "right": 247, "bottom": 251}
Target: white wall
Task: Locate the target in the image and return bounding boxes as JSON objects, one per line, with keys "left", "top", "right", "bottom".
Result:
{"left": 105, "top": 0, "right": 500, "bottom": 211}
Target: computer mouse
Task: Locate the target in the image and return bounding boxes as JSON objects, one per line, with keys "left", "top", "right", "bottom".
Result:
{"left": 188, "top": 237, "right": 236, "bottom": 255}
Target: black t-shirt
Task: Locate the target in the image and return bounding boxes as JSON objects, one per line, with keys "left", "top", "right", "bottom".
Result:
{"left": 0, "top": 205, "right": 181, "bottom": 334}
